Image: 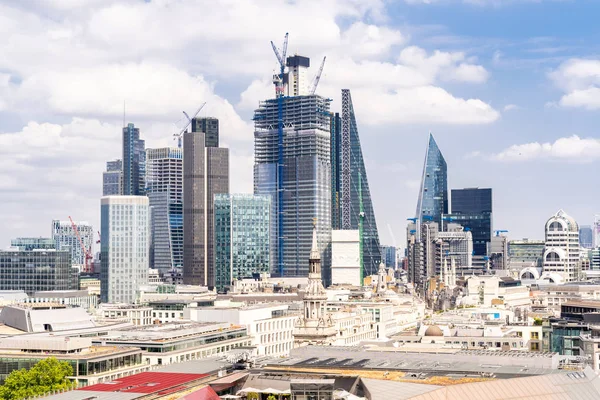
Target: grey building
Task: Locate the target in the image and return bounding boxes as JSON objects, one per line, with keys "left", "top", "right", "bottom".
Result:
{"left": 183, "top": 124, "right": 229, "bottom": 288}
{"left": 146, "top": 147, "right": 183, "bottom": 273}
{"left": 122, "top": 123, "right": 145, "bottom": 196}
{"left": 10, "top": 237, "right": 55, "bottom": 251}
{"left": 508, "top": 239, "right": 545, "bottom": 270}
{"left": 381, "top": 245, "right": 397, "bottom": 269}
{"left": 0, "top": 249, "right": 74, "bottom": 294}
{"left": 191, "top": 117, "right": 219, "bottom": 148}
{"left": 100, "top": 196, "right": 149, "bottom": 304}
{"left": 214, "top": 194, "right": 271, "bottom": 292}
{"left": 580, "top": 225, "right": 593, "bottom": 249}
{"left": 254, "top": 76, "right": 331, "bottom": 278}
{"left": 51, "top": 219, "right": 94, "bottom": 268}
{"left": 102, "top": 159, "right": 122, "bottom": 196}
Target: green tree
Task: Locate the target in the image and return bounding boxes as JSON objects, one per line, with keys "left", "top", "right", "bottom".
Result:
{"left": 267, "top": 395, "right": 278, "bottom": 400}
{"left": 533, "top": 317, "right": 543, "bottom": 326}
{"left": 0, "top": 358, "right": 75, "bottom": 400}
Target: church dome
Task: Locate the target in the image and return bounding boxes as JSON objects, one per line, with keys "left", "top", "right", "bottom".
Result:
{"left": 424, "top": 325, "right": 444, "bottom": 337}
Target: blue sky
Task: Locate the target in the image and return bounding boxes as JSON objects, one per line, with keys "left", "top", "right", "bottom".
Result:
{"left": 1, "top": 0, "right": 600, "bottom": 250}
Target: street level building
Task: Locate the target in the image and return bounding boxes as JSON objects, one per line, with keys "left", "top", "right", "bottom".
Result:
{"left": 100, "top": 196, "right": 150, "bottom": 304}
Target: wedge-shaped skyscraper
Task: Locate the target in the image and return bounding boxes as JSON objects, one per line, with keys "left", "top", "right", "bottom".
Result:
{"left": 331, "top": 89, "right": 382, "bottom": 277}
{"left": 416, "top": 133, "right": 448, "bottom": 226}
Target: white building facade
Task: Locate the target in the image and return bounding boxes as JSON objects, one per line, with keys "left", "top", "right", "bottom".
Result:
{"left": 331, "top": 230, "right": 360, "bottom": 286}
{"left": 543, "top": 210, "right": 581, "bottom": 282}
{"left": 51, "top": 219, "right": 94, "bottom": 269}
{"left": 100, "top": 196, "right": 150, "bottom": 304}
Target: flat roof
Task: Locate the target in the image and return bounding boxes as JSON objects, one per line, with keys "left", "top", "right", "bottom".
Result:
{"left": 78, "top": 372, "right": 208, "bottom": 394}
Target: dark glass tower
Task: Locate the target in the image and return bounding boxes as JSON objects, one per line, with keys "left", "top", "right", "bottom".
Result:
{"left": 449, "top": 188, "right": 492, "bottom": 257}
{"left": 416, "top": 133, "right": 448, "bottom": 225}
{"left": 191, "top": 117, "right": 219, "bottom": 148}
{"left": 331, "top": 89, "right": 382, "bottom": 277}
{"left": 122, "top": 123, "right": 145, "bottom": 195}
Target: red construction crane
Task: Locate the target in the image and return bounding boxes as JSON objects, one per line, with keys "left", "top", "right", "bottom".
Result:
{"left": 68, "top": 216, "right": 93, "bottom": 273}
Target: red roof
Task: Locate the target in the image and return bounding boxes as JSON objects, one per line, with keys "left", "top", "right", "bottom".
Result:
{"left": 79, "top": 372, "right": 207, "bottom": 394}
{"left": 181, "top": 385, "right": 220, "bottom": 400}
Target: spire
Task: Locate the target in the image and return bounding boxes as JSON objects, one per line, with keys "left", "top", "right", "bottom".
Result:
{"left": 310, "top": 220, "right": 320, "bottom": 260}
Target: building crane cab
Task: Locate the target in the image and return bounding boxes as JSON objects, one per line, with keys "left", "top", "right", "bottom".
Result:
{"left": 68, "top": 216, "right": 93, "bottom": 274}
{"left": 172, "top": 102, "right": 207, "bottom": 148}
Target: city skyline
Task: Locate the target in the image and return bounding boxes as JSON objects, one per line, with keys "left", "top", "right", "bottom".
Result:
{"left": 4, "top": 2, "right": 600, "bottom": 249}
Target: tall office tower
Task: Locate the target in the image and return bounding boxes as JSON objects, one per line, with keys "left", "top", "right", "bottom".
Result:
{"left": 416, "top": 133, "right": 448, "bottom": 227}
{"left": 406, "top": 221, "right": 439, "bottom": 289}
{"left": 254, "top": 55, "right": 331, "bottom": 278}
{"left": 100, "top": 196, "right": 149, "bottom": 303}
{"left": 579, "top": 225, "right": 593, "bottom": 249}
{"left": 437, "top": 223, "right": 473, "bottom": 273}
{"left": 183, "top": 126, "right": 229, "bottom": 287}
{"left": 448, "top": 188, "right": 493, "bottom": 258}
{"left": 543, "top": 209, "right": 580, "bottom": 282}
{"left": 330, "top": 89, "right": 382, "bottom": 278}
{"left": 103, "top": 159, "right": 122, "bottom": 196}
{"left": 381, "top": 245, "right": 397, "bottom": 269}
{"left": 122, "top": 123, "right": 146, "bottom": 196}
{"left": 191, "top": 117, "right": 219, "bottom": 148}
{"left": 0, "top": 249, "right": 74, "bottom": 294}
{"left": 286, "top": 55, "right": 310, "bottom": 96}
{"left": 51, "top": 220, "right": 94, "bottom": 268}
{"left": 10, "top": 237, "right": 55, "bottom": 251}
{"left": 214, "top": 194, "right": 271, "bottom": 292}
{"left": 146, "top": 147, "right": 183, "bottom": 273}
{"left": 489, "top": 234, "right": 508, "bottom": 270}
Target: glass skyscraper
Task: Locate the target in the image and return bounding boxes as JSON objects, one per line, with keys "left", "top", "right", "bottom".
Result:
{"left": 122, "top": 123, "right": 145, "bottom": 196}
{"left": 254, "top": 80, "right": 332, "bottom": 278}
{"left": 416, "top": 133, "right": 448, "bottom": 226}
{"left": 579, "top": 225, "right": 593, "bottom": 249}
{"left": 146, "top": 147, "right": 183, "bottom": 274}
{"left": 331, "top": 89, "right": 382, "bottom": 278}
{"left": 103, "top": 159, "right": 122, "bottom": 196}
{"left": 214, "top": 194, "right": 271, "bottom": 292}
{"left": 448, "top": 188, "right": 493, "bottom": 257}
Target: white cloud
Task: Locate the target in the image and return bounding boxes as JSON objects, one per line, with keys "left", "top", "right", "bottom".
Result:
{"left": 503, "top": 104, "right": 519, "bottom": 111}
{"left": 493, "top": 135, "right": 600, "bottom": 162}
{"left": 549, "top": 59, "right": 600, "bottom": 110}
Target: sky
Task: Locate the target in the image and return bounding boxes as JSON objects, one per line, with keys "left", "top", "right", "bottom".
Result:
{"left": 2, "top": 0, "right": 600, "bottom": 251}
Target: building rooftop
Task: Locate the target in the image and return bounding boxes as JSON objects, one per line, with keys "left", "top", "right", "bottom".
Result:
{"left": 77, "top": 372, "right": 208, "bottom": 394}
{"left": 100, "top": 321, "right": 244, "bottom": 343}
{"left": 562, "top": 300, "right": 600, "bottom": 308}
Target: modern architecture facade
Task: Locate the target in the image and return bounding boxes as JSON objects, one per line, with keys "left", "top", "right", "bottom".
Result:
{"left": 102, "top": 159, "right": 122, "bottom": 196}
{"left": 122, "top": 123, "right": 145, "bottom": 196}
{"left": 543, "top": 210, "right": 581, "bottom": 282}
{"left": 100, "top": 196, "right": 150, "bottom": 304}
{"left": 330, "top": 89, "right": 382, "bottom": 278}
{"left": 191, "top": 117, "right": 219, "bottom": 148}
{"left": 508, "top": 239, "right": 545, "bottom": 270}
{"left": 253, "top": 69, "right": 331, "bottom": 278}
{"left": 580, "top": 225, "right": 593, "bottom": 249}
{"left": 0, "top": 249, "right": 74, "bottom": 294}
{"left": 183, "top": 125, "right": 229, "bottom": 287}
{"left": 416, "top": 133, "right": 448, "bottom": 227}
{"left": 214, "top": 194, "right": 271, "bottom": 292}
{"left": 331, "top": 230, "right": 360, "bottom": 286}
{"left": 381, "top": 245, "right": 397, "bottom": 269}
{"left": 51, "top": 219, "right": 94, "bottom": 267}
{"left": 438, "top": 224, "right": 473, "bottom": 273}
{"left": 448, "top": 188, "right": 492, "bottom": 257}
{"left": 146, "top": 147, "right": 183, "bottom": 273}
{"left": 10, "top": 237, "right": 55, "bottom": 251}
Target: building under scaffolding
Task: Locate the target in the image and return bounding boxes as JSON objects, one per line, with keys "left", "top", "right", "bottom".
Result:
{"left": 254, "top": 92, "right": 332, "bottom": 278}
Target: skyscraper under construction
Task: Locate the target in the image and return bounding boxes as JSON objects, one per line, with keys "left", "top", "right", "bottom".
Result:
{"left": 331, "top": 89, "right": 382, "bottom": 278}
{"left": 253, "top": 47, "right": 331, "bottom": 278}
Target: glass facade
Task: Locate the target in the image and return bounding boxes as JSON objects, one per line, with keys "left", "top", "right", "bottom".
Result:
{"left": 580, "top": 225, "right": 593, "bottom": 249}
{"left": 449, "top": 188, "right": 492, "bottom": 257}
{"left": 122, "top": 123, "right": 145, "bottom": 196}
{"left": 381, "top": 245, "right": 396, "bottom": 269}
{"left": 103, "top": 159, "right": 122, "bottom": 196}
{"left": 416, "top": 133, "right": 448, "bottom": 226}
{"left": 254, "top": 94, "right": 332, "bottom": 278}
{"left": 0, "top": 250, "right": 74, "bottom": 294}
{"left": 10, "top": 237, "right": 55, "bottom": 251}
{"left": 509, "top": 239, "right": 545, "bottom": 269}
{"left": 191, "top": 117, "right": 219, "bottom": 148}
{"left": 214, "top": 194, "right": 271, "bottom": 292}
{"left": 331, "top": 90, "right": 382, "bottom": 278}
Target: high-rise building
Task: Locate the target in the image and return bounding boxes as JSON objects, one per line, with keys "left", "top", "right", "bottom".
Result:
{"left": 416, "top": 133, "right": 448, "bottom": 226}
{"left": 191, "top": 117, "right": 219, "bottom": 148}
{"left": 543, "top": 209, "right": 580, "bottom": 282}
{"left": 579, "top": 225, "right": 593, "bottom": 249}
{"left": 448, "top": 188, "right": 493, "bottom": 257}
{"left": 146, "top": 147, "right": 183, "bottom": 273}
{"left": 330, "top": 89, "right": 382, "bottom": 278}
{"left": 214, "top": 194, "right": 271, "bottom": 292}
{"left": 0, "top": 249, "right": 74, "bottom": 294}
{"left": 10, "top": 237, "right": 55, "bottom": 251}
{"left": 331, "top": 230, "right": 360, "bottom": 286}
{"left": 488, "top": 234, "right": 509, "bottom": 270}
{"left": 406, "top": 221, "right": 439, "bottom": 289}
{"left": 122, "top": 123, "right": 145, "bottom": 196}
{"left": 437, "top": 223, "right": 473, "bottom": 273}
{"left": 254, "top": 57, "right": 331, "bottom": 279}
{"left": 51, "top": 220, "right": 94, "bottom": 268}
{"left": 381, "top": 245, "right": 397, "bottom": 269}
{"left": 103, "top": 159, "right": 122, "bottom": 196}
{"left": 100, "top": 196, "right": 149, "bottom": 303}
{"left": 183, "top": 125, "right": 229, "bottom": 287}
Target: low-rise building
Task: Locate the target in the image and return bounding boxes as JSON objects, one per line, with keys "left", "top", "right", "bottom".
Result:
{"left": 96, "top": 304, "right": 153, "bottom": 326}
{"left": 0, "top": 304, "right": 94, "bottom": 333}
{"left": 26, "top": 290, "right": 98, "bottom": 310}
{"left": 461, "top": 275, "right": 530, "bottom": 310}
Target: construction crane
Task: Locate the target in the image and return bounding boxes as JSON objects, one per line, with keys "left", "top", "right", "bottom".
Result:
{"left": 309, "top": 56, "right": 326, "bottom": 95}
{"left": 68, "top": 216, "right": 93, "bottom": 273}
{"left": 96, "top": 231, "right": 101, "bottom": 245}
{"left": 495, "top": 230, "right": 508, "bottom": 236}
{"left": 173, "top": 102, "right": 207, "bottom": 148}
{"left": 270, "top": 32, "right": 288, "bottom": 277}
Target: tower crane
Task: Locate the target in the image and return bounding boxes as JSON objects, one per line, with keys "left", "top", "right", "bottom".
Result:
{"left": 309, "top": 56, "right": 326, "bottom": 95}
{"left": 173, "top": 102, "right": 207, "bottom": 148}
{"left": 270, "top": 32, "right": 289, "bottom": 277}
{"left": 68, "top": 216, "right": 93, "bottom": 273}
